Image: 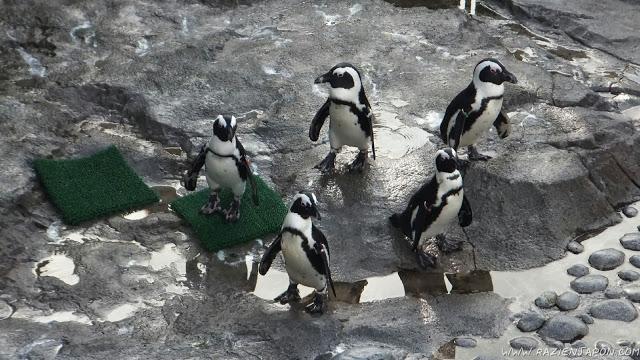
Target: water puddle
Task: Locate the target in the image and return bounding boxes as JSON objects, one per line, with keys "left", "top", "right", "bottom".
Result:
{"left": 100, "top": 302, "right": 146, "bottom": 322}
{"left": 121, "top": 185, "right": 178, "bottom": 220}
{"left": 382, "top": 0, "right": 459, "bottom": 9}
{"left": 374, "top": 110, "right": 431, "bottom": 159}
{"left": 33, "top": 253, "right": 79, "bottom": 285}
{"left": 11, "top": 308, "right": 91, "bottom": 325}
{"left": 16, "top": 47, "right": 46, "bottom": 77}
{"left": 457, "top": 203, "right": 640, "bottom": 358}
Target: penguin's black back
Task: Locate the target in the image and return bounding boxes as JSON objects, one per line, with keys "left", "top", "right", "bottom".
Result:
{"left": 390, "top": 176, "right": 439, "bottom": 237}
{"left": 440, "top": 84, "right": 476, "bottom": 143}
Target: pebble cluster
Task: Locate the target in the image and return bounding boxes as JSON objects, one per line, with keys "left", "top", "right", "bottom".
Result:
{"left": 509, "top": 207, "right": 640, "bottom": 352}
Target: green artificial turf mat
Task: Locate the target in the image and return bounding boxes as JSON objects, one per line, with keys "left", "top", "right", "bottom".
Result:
{"left": 34, "top": 146, "right": 159, "bottom": 225}
{"left": 170, "top": 176, "right": 287, "bottom": 252}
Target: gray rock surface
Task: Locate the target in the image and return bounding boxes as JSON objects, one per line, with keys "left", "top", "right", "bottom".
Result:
{"left": 556, "top": 291, "right": 580, "bottom": 311}
{"left": 333, "top": 345, "right": 408, "bottom": 360}
{"left": 566, "top": 241, "right": 584, "bottom": 254}
{"left": 567, "top": 264, "right": 589, "bottom": 277}
{"left": 534, "top": 291, "right": 557, "bottom": 308}
{"left": 624, "top": 285, "right": 640, "bottom": 302}
{"left": 619, "top": 270, "right": 640, "bottom": 282}
{"left": 516, "top": 311, "right": 546, "bottom": 332}
{"left": 589, "top": 299, "right": 638, "bottom": 322}
{"left": 571, "top": 340, "right": 587, "bottom": 349}
{"left": 632, "top": 256, "right": 640, "bottom": 268}
{"left": 570, "top": 275, "right": 609, "bottom": 294}
{"left": 538, "top": 315, "right": 588, "bottom": 342}
{"left": 1, "top": 0, "right": 640, "bottom": 358}
{"left": 454, "top": 337, "right": 477, "bottom": 348}
{"left": 0, "top": 300, "right": 12, "bottom": 320}
{"left": 621, "top": 233, "right": 640, "bottom": 251}
{"left": 605, "top": 287, "right": 625, "bottom": 299}
{"left": 509, "top": 336, "right": 538, "bottom": 350}
{"left": 588, "top": 248, "right": 626, "bottom": 270}
{"left": 577, "top": 314, "right": 594, "bottom": 325}
{"left": 623, "top": 206, "right": 638, "bottom": 218}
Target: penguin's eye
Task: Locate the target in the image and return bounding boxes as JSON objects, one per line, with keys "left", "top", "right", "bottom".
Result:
{"left": 337, "top": 73, "right": 343, "bottom": 78}
{"left": 490, "top": 68, "right": 498, "bottom": 74}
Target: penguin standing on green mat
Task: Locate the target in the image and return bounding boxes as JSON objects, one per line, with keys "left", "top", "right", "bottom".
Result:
{"left": 182, "top": 115, "right": 258, "bottom": 222}
{"left": 259, "top": 191, "right": 336, "bottom": 314}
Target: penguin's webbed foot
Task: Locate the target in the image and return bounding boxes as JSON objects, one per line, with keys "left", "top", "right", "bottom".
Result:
{"left": 435, "top": 234, "right": 463, "bottom": 254}
{"left": 274, "top": 284, "right": 301, "bottom": 305}
{"left": 305, "top": 292, "right": 325, "bottom": 315}
{"left": 416, "top": 251, "right": 438, "bottom": 270}
{"left": 224, "top": 199, "right": 241, "bottom": 223}
{"left": 200, "top": 193, "right": 222, "bottom": 215}
{"left": 347, "top": 151, "right": 367, "bottom": 173}
{"left": 315, "top": 152, "right": 336, "bottom": 174}
{"left": 467, "top": 146, "right": 491, "bottom": 161}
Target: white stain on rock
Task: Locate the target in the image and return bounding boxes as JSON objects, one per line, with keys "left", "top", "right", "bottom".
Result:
{"left": 34, "top": 254, "right": 79, "bottom": 285}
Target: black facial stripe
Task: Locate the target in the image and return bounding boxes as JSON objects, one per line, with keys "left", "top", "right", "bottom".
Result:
{"left": 290, "top": 198, "right": 315, "bottom": 219}
{"left": 213, "top": 122, "right": 230, "bottom": 141}
{"left": 331, "top": 72, "right": 355, "bottom": 89}
{"left": 479, "top": 65, "right": 503, "bottom": 85}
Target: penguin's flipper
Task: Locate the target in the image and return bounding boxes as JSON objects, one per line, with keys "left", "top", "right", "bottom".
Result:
{"left": 236, "top": 138, "right": 259, "bottom": 205}
{"left": 366, "top": 109, "right": 376, "bottom": 160}
{"left": 411, "top": 206, "right": 428, "bottom": 251}
{"left": 448, "top": 110, "right": 468, "bottom": 151}
{"left": 259, "top": 233, "right": 282, "bottom": 275}
{"left": 458, "top": 195, "right": 473, "bottom": 227}
{"left": 309, "top": 99, "right": 330, "bottom": 142}
{"left": 493, "top": 111, "right": 511, "bottom": 139}
{"left": 313, "top": 225, "right": 336, "bottom": 297}
{"left": 182, "top": 145, "right": 207, "bottom": 191}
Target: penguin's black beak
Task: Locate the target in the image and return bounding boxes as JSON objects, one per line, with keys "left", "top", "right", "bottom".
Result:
{"left": 503, "top": 70, "right": 518, "bottom": 84}
{"left": 314, "top": 72, "right": 331, "bottom": 84}
{"left": 313, "top": 206, "right": 321, "bottom": 220}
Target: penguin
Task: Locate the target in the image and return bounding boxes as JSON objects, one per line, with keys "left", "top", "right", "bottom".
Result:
{"left": 440, "top": 58, "right": 517, "bottom": 161}
{"left": 259, "top": 191, "right": 336, "bottom": 314}
{"left": 181, "top": 115, "right": 258, "bottom": 222}
{"left": 389, "top": 148, "right": 472, "bottom": 268}
{"left": 310, "top": 63, "right": 376, "bottom": 173}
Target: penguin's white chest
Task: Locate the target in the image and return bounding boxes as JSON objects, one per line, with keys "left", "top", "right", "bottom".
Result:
{"left": 329, "top": 103, "right": 368, "bottom": 149}
{"left": 414, "top": 179, "right": 464, "bottom": 240}
{"left": 205, "top": 153, "right": 242, "bottom": 188}
{"left": 460, "top": 98, "right": 502, "bottom": 147}
{"left": 281, "top": 232, "right": 326, "bottom": 290}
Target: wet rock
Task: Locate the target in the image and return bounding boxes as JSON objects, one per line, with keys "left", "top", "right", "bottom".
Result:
{"left": 618, "top": 339, "right": 635, "bottom": 347}
{"left": 333, "top": 346, "right": 408, "bottom": 360}
{"left": 605, "top": 287, "right": 625, "bottom": 299}
{"left": 624, "top": 285, "right": 640, "bottom": 302}
{"left": 588, "top": 248, "right": 625, "bottom": 270}
{"left": 534, "top": 291, "right": 557, "bottom": 308}
{"left": 541, "top": 337, "right": 565, "bottom": 349}
{"left": 538, "top": 314, "right": 588, "bottom": 342}
{"left": 454, "top": 337, "right": 477, "bottom": 348}
{"left": 556, "top": 291, "right": 580, "bottom": 311}
{"left": 589, "top": 299, "right": 638, "bottom": 322}
{"left": 623, "top": 206, "right": 638, "bottom": 218}
{"left": 567, "top": 264, "right": 589, "bottom": 277}
{"left": 566, "top": 241, "right": 584, "bottom": 254}
{"left": 570, "top": 275, "right": 608, "bottom": 294}
{"left": 516, "top": 311, "right": 545, "bottom": 332}
{"left": 509, "top": 336, "right": 538, "bottom": 350}
{"left": 596, "top": 341, "right": 614, "bottom": 352}
{"left": 571, "top": 340, "right": 587, "bottom": 349}
{"left": 619, "top": 270, "right": 640, "bottom": 281}
{"left": 0, "top": 300, "right": 12, "bottom": 320}
{"left": 577, "top": 314, "right": 593, "bottom": 324}
{"left": 632, "top": 255, "right": 640, "bottom": 268}
{"left": 620, "top": 233, "right": 640, "bottom": 251}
